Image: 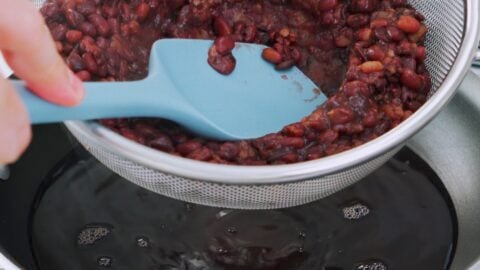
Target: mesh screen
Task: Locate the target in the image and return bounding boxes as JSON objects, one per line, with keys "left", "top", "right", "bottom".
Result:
{"left": 33, "top": 0, "right": 467, "bottom": 208}
{"left": 412, "top": 0, "right": 465, "bottom": 97}
{"left": 71, "top": 127, "right": 401, "bottom": 209}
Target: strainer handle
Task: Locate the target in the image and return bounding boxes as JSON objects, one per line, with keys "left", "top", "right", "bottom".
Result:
{"left": 472, "top": 47, "right": 480, "bottom": 67}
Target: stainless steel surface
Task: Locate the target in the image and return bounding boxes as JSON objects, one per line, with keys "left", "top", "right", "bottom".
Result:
{"left": 407, "top": 71, "right": 480, "bottom": 270}
{"left": 0, "top": 252, "right": 21, "bottom": 270}
{"left": 473, "top": 49, "right": 480, "bottom": 67}
{"left": 0, "top": 0, "right": 475, "bottom": 268}
{"left": 0, "top": 166, "right": 9, "bottom": 181}
{"left": 62, "top": 0, "right": 480, "bottom": 209}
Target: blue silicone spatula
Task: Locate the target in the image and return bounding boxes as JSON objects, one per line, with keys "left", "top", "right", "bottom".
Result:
{"left": 12, "top": 39, "right": 326, "bottom": 140}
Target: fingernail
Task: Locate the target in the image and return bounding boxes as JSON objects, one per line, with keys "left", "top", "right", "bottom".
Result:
{"left": 68, "top": 70, "right": 85, "bottom": 103}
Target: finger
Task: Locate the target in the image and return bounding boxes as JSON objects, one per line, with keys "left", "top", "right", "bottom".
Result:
{"left": 0, "top": 0, "right": 84, "bottom": 107}
{"left": 0, "top": 77, "right": 31, "bottom": 163}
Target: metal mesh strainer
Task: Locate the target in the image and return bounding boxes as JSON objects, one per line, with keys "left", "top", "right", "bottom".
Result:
{"left": 33, "top": 0, "right": 480, "bottom": 209}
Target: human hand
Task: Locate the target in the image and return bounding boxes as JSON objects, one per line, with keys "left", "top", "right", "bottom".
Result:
{"left": 0, "top": 0, "right": 85, "bottom": 163}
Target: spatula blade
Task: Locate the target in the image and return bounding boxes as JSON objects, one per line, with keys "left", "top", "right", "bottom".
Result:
{"left": 150, "top": 39, "right": 326, "bottom": 139}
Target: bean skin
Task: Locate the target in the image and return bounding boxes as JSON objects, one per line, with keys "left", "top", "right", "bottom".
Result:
{"left": 66, "top": 30, "right": 83, "bottom": 43}
{"left": 214, "top": 36, "right": 235, "bottom": 56}
{"left": 397, "top": 15, "right": 420, "bottom": 34}
{"left": 214, "top": 16, "right": 232, "bottom": 36}
{"left": 208, "top": 44, "right": 236, "bottom": 75}
{"left": 262, "top": 48, "right": 283, "bottom": 64}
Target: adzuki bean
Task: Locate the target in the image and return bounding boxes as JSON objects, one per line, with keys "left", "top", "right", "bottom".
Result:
{"left": 42, "top": 0, "right": 430, "bottom": 165}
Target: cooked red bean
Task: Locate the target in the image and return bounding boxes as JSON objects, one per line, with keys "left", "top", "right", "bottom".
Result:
{"left": 82, "top": 52, "right": 98, "bottom": 73}
{"left": 275, "top": 59, "right": 296, "bottom": 70}
{"left": 218, "top": 142, "right": 240, "bottom": 161}
{"left": 347, "top": 14, "right": 370, "bottom": 28}
{"left": 365, "top": 45, "right": 386, "bottom": 61}
{"left": 408, "top": 25, "right": 428, "bottom": 43}
{"left": 415, "top": 46, "right": 426, "bottom": 61}
{"left": 343, "top": 80, "right": 371, "bottom": 97}
{"left": 213, "top": 16, "right": 232, "bottom": 37}
{"left": 79, "top": 22, "right": 97, "bottom": 37}
{"left": 350, "top": 0, "right": 378, "bottom": 13}
{"left": 370, "top": 18, "right": 389, "bottom": 29}
{"left": 360, "top": 61, "right": 384, "bottom": 73}
{"left": 397, "top": 15, "right": 420, "bottom": 34}
{"left": 76, "top": 2, "right": 96, "bottom": 15}
{"left": 41, "top": 2, "right": 60, "bottom": 18}
{"left": 328, "top": 107, "right": 355, "bottom": 125}
{"left": 88, "top": 14, "right": 111, "bottom": 37}
{"left": 136, "top": 3, "right": 150, "bottom": 22}
{"left": 318, "top": 0, "right": 339, "bottom": 11}
{"left": 262, "top": 48, "right": 283, "bottom": 64}
{"left": 65, "top": 9, "right": 85, "bottom": 27}
{"left": 75, "top": 70, "right": 91, "bottom": 81}
{"left": 66, "top": 52, "right": 85, "bottom": 72}
{"left": 66, "top": 30, "right": 83, "bottom": 43}
{"left": 334, "top": 28, "right": 353, "bottom": 47}
{"left": 233, "top": 22, "right": 257, "bottom": 43}
{"left": 282, "top": 123, "right": 306, "bottom": 137}
{"left": 386, "top": 26, "right": 405, "bottom": 42}
{"left": 356, "top": 28, "right": 372, "bottom": 41}
{"left": 42, "top": 0, "right": 430, "bottom": 165}
{"left": 401, "top": 69, "right": 424, "bottom": 91}
{"left": 187, "top": 147, "right": 213, "bottom": 161}
{"left": 177, "top": 140, "right": 203, "bottom": 156}
{"left": 119, "top": 128, "right": 146, "bottom": 144}
{"left": 208, "top": 45, "right": 236, "bottom": 75}
{"left": 214, "top": 36, "right": 235, "bottom": 56}
{"left": 50, "top": 23, "right": 67, "bottom": 41}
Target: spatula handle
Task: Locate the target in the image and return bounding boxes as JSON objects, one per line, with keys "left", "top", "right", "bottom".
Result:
{"left": 11, "top": 80, "right": 148, "bottom": 124}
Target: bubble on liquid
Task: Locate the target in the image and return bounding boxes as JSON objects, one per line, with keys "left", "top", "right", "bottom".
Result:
{"left": 77, "top": 224, "right": 111, "bottom": 246}
{"left": 355, "top": 261, "right": 388, "bottom": 270}
{"left": 342, "top": 203, "right": 370, "bottom": 220}
{"left": 181, "top": 253, "right": 211, "bottom": 269}
{"left": 227, "top": 227, "right": 238, "bottom": 234}
{"left": 136, "top": 236, "right": 150, "bottom": 248}
{"left": 97, "top": 256, "right": 113, "bottom": 268}
{"left": 217, "top": 248, "right": 229, "bottom": 255}
{"left": 216, "top": 209, "right": 233, "bottom": 219}
{"left": 185, "top": 203, "right": 194, "bottom": 212}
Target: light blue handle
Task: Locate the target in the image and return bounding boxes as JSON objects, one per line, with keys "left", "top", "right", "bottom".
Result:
{"left": 10, "top": 67, "right": 237, "bottom": 140}
{"left": 11, "top": 80, "right": 157, "bottom": 124}
{"left": 10, "top": 76, "right": 231, "bottom": 139}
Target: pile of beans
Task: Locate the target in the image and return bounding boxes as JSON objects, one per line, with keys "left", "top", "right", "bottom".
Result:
{"left": 41, "top": 0, "right": 431, "bottom": 165}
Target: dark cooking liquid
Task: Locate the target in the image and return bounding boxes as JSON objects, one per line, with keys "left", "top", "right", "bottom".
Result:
{"left": 30, "top": 148, "right": 454, "bottom": 270}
